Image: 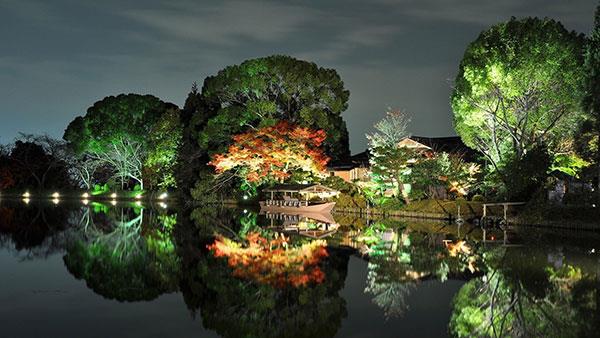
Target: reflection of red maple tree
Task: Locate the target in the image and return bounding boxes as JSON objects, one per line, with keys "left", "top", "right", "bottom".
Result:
{"left": 207, "top": 233, "right": 329, "bottom": 288}
{"left": 209, "top": 122, "right": 329, "bottom": 185}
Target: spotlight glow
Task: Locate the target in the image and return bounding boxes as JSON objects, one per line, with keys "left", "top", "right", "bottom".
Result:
{"left": 52, "top": 192, "right": 60, "bottom": 199}
{"left": 158, "top": 192, "right": 168, "bottom": 200}
{"left": 135, "top": 201, "right": 142, "bottom": 207}
{"left": 22, "top": 192, "right": 30, "bottom": 198}
{"left": 82, "top": 199, "right": 89, "bottom": 205}
{"left": 135, "top": 194, "right": 143, "bottom": 199}
{"left": 111, "top": 200, "right": 117, "bottom": 206}
{"left": 159, "top": 202, "right": 167, "bottom": 209}
{"left": 23, "top": 198, "right": 30, "bottom": 204}
{"left": 82, "top": 192, "right": 89, "bottom": 198}
{"left": 110, "top": 193, "right": 117, "bottom": 199}
{"left": 52, "top": 198, "right": 60, "bottom": 205}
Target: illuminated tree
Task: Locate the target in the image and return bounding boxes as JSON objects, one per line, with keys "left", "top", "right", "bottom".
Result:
{"left": 190, "top": 55, "right": 350, "bottom": 162}
{"left": 366, "top": 109, "right": 410, "bottom": 149}
{"left": 209, "top": 122, "right": 329, "bottom": 190}
{"left": 144, "top": 109, "right": 183, "bottom": 189}
{"left": 579, "top": 4, "right": 600, "bottom": 190}
{"left": 452, "top": 18, "right": 586, "bottom": 178}
{"left": 63, "top": 94, "right": 181, "bottom": 189}
{"left": 367, "top": 110, "right": 413, "bottom": 200}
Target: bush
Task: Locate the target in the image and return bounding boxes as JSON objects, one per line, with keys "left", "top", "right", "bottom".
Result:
{"left": 471, "top": 194, "right": 485, "bottom": 202}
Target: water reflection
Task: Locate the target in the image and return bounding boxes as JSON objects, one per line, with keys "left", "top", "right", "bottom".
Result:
{"left": 0, "top": 200, "right": 597, "bottom": 337}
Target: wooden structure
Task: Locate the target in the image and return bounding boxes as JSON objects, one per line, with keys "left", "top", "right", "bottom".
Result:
{"left": 260, "top": 184, "right": 339, "bottom": 213}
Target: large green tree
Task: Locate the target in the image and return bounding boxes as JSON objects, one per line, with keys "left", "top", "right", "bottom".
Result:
{"left": 192, "top": 55, "right": 351, "bottom": 161}
{"left": 63, "top": 94, "right": 180, "bottom": 190}
{"left": 452, "top": 18, "right": 586, "bottom": 178}
{"left": 579, "top": 4, "right": 600, "bottom": 190}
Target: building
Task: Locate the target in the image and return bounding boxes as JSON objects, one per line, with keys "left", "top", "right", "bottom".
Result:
{"left": 327, "top": 136, "right": 479, "bottom": 183}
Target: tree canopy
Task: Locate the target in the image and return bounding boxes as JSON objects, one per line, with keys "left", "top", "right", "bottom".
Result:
{"left": 192, "top": 55, "right": 350, "bottom": 161}
{"left": 209, "top": 121, "right": 330, "bottom": 191}
{"left": 452, "top": 17, "right": 586, "bottom": 174}
{"left": 578, "top": 4, "right": 600, "bottom": 189}
{"left": 63, "top": 94, "right": 181, "bottom": 189}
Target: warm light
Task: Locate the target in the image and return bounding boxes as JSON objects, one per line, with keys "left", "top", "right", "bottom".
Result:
{"left": 158, "top": 192, "right": 168, "bottom": 200}
{"left": 243, "top": 195, "right": 248, "bottom": 200}
{"left": 135, "top": 201, "right": 142, "bottom": 207}
{"left": 82, "top": 192, "right": 89, "bottom": 198}
{"left": 110, "top": 193, "right": 117, "bottom": 199}
{"left": 82, "top": 199, "right": 89, "bottom": 205}
{"left": 23, "top": 198, "right": 30, "bottom": 204}
{"left": 243, "top": 209, "right": 248, "bottom": 213}
{"left": 52, "top": 198, "right": 60, "bottom": 205}
{"left": 111, "top": 200, "right": 117, "bottom": 206}
{"left": 52, "top": 192, "right": 60, "bottom": 199}
{"left": 135, "top": 194, "right": 143, "bottom": 199}
{"left": 159, "top": 202, "right": 167, "bottom": 209}
{"left": 22, "top": 192, "right": 30, "bottom": 198}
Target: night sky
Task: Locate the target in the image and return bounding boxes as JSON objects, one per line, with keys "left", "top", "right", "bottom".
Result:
{"left": 0, "top": 0, "right": 595, "bottom": 153}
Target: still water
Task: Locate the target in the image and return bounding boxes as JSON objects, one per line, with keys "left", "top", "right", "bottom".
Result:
{"left": 0, "top": 199, "right": 598, "bottom": 338}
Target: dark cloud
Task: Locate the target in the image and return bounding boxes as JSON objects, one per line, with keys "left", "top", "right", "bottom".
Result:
{"left": 0, "top": 0, "right": 596, "bottom": 151}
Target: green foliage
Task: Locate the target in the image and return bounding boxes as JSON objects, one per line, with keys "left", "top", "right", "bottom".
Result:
{"left": 192, "top": 55, "right": 351, "bottom": 161}
{"left": 497, "top": 146, "right": 552, "bottom": 200}
{"left": 144, "top": 108, "right": 183, "bottom": 189}
{"left": 64, "top": 94, "right": 176, "bottom": 155}
{"left": 452, "top": 17, "right": 586, "bottom": 181}
{"left": 578, "top": 4, "right": 600, "bottom": 188}
{"left": 63, "top": 94, "right": 181, "bottom": 189}
{"left": 471, "top": 194, "right": 485, "bottom": 202}
{"left": 369, "top": 146, "right": 415, "bottom": 199}
{"left": 91, "top": 183, "right": 109, "bottom": 195}
{"left": 549, "top": 154, "right": 590, "bottom": 178}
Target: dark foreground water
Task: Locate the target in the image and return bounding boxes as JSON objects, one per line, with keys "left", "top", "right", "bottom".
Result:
{"left": 0, "top": 199, "right": 598, "bottom": 338}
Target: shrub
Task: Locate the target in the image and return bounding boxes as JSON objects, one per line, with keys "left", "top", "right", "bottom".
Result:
{"left": 471, "top": 194, "right": 485, "bottom": 202}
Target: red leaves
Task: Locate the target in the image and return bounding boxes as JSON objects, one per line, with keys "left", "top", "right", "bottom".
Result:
{"left": 207, "top": 232, "right": 329, "bottom": 288}
{"left": 209, "top": 121, "right": 330, "bottom": 185}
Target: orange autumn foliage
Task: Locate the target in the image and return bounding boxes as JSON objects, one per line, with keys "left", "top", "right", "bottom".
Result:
{"left": 209, "top": 122, "right": 329, "bottom": 184}
{"left": 207, "top": 232, "right": 329, "bottom": 288}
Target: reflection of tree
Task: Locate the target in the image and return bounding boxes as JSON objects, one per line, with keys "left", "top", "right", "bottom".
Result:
{"left": 359, "top": 222, "right": 481, "bottom": 319}
{"left": 0, "top": 201, "right": 72, "bottom": 258}
{"left": 63, "top": 207, "right": 180, "bottom": 302}
{"left": 208, "top": 233, "right": 328, "bottom": 287}
{"left": 450, "top": 246, "right": 599, "bottom": 337}
{"left": 365, "top": 262, "right": 415, "bottom": 319}
{"left": 177, "top": 225, "right": 350, "bottom": 338}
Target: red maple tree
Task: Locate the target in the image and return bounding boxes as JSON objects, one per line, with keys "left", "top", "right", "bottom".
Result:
{"left": 209, "top": 122, "right": 330, "bottom": 185}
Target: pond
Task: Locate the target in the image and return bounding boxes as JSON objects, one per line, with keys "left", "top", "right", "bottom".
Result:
{"left": 0, "top": 199, "right": 598, "bottom": 338}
